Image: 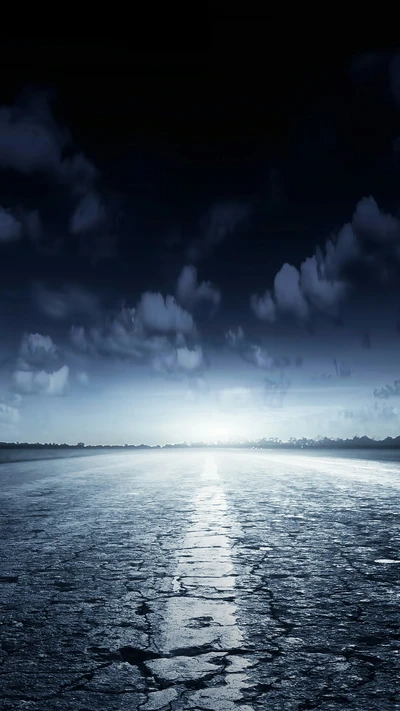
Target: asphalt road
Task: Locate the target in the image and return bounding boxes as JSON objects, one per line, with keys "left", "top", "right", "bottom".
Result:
{"left": 0, "top": 449, "right": 399, "bottom": 710}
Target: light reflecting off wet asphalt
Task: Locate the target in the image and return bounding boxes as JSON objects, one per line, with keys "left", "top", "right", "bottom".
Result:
{"left": 157, "top": 456, "right": 253, "bottom": 710}
{"left": 0, "top": 448, "right": 399, "bottom": 710}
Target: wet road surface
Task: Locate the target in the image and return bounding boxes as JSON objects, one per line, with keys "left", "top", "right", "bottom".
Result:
{"left": 0, "top": 449, "right": 399, "bottom": 710}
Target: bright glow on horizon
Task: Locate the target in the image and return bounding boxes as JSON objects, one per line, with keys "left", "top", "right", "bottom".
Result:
{"left": 191, "top": 419, "right": 233, "bottom": 443}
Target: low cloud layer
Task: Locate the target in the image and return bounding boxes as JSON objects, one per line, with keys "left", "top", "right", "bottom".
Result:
{"left": 13, "top": 365, "right": 69, "bottom": 396}
{"left": 373, "top": 379, "right": 400, "bottom": 399}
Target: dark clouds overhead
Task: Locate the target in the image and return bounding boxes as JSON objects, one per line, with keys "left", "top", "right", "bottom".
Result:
{"left": 1, "top": 34, "right": 400, "bottom": 442}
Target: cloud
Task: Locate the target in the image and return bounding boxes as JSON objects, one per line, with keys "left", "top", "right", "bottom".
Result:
{"left": 312, "top": 360, "right": 351, "bottom": 381}
{"left": 264, "top": 373, "right": 291, "bottom": 408}
{"left": 225, "top": 326, "right": 245, "bottom": 348}
{"left": 333, "top": 358, "right": 351, "bottom": 378}
{"left": 176, "top": 265, "right": 220, "bottom": 311}
{"left": 250, "top": 290, "right": 277, "bottom": 322}
{"left": 275, "top": 263, "right": 310, "bottom": 320}
{"left": 13, "top": 365, "right": 69, "bottom": 396}
{"left": 69, "top": 290, "right": 206, "bottom": 382}
{"left": 0, "top": 206, "right": 22, "bottom": 242}
{"left": 186, "top": 376, "right": 209, "bottom": 402}
{"left": 0, "top": 402, "right": 19, "bottom": 425}
{"left": 352, "top": 196, "right": 400, "bottom": 242}
{"left": 0, "top": 91, "right": 67, "bottom": 175}
{"left": 187, "top": 202, "right": 250, "bottom": 261}
{"left": 60, "top": 154, "right": 98, "bottom": 196}
{"left": 0, "top": 90, "right": 111, "bottom": 260}
{"left": 152, "top": 345, "right": 204, "bottom": 375}
{"left": 0, "top": 91, "right": 96, "bottom": 193}
{"left": 136, "top": 293, "right": 194, "bottom": 334}
{"left": 70, "top": 192, "right": 106, "bottom": 234}
{"left": 70, "top": 308, "right": 156, "bottom": 359}
{"left": 373, "top": 379, "right": 400, "bottom": 399}
{"left": 340, "top": 402, "right": 400, "bottom": 424}
{"left": 250, "top": 195, "right": 400, "bottom": 324}
{"left": 70, "top": 290, "right": 196, "bottom": 368}
{"left": 77, "top": 371, "right": 89, "bottom": 386}
{"left": 225, "top": 326, "right": 297, "bottom": 371}
{"left": 12, "top": 332, "right": 69, "bottom": 397}
{"left": 241, "top": 344, "right": 274, "bottom": 370}
{"left": 34, "top": 283, "right": 100, "bottom": 320}
{"left": 17, "top": 333, "right": 58, "bottom": 371}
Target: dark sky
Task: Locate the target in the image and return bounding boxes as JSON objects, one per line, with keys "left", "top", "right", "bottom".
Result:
{"left": 1, "top": 28, "right": 400, "bottom": 444}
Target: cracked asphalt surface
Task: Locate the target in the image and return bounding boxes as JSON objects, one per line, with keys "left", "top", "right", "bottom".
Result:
{"left": 0, "top": 449, "right": 399, "bottom": 710}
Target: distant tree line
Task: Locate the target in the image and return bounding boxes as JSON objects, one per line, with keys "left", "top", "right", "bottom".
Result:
{"left": 1, "top": 436, "right": 400, "bottom": 450}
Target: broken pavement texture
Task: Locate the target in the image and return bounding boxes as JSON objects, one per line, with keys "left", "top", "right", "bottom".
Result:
{"left": 0, "top": 449, "right": 399, "bottom": 710}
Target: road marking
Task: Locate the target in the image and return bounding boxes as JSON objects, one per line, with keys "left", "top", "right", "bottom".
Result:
{"left": 150, "top": 455, "right": 254, "bottom": 710}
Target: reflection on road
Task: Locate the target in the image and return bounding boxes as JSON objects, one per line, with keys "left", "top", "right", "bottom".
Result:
{"left": 154, "top": 456, "right": 253, "bottom": 709}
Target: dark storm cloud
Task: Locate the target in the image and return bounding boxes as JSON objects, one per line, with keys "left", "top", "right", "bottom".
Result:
{"left": 251, "top": 197, "right": 400, "bottom": 325}
{"left": 176, "top": 265, "right": 220, "bottom": 311}
{"left": 0, "top": 90, "right": 116, "bottom": 261}
{"left": 187, "top": 202, "right": 250, "bottom": 262}
{"left": 33, "top": 283, "right": 100, "bottom": 320}
{"left": 0, "top": 206, "right": 22, "bottom": 242}
{"left": 0, "top": 90, "right": 96, "bottom": 191}
{"left": 373, "top": 379, "right": 400, "bottom": 399}
{"left": 0, "top": 90, "right": 67, "bottom": 175}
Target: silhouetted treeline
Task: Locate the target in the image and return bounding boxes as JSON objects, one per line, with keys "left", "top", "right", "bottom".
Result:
{"left": 2, "top": 436, "right": 400, "bottom": 450}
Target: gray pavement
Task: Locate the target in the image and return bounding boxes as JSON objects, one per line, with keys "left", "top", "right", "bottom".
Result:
{"left": 0, "top": 449, "right": 399, "bottom": 710}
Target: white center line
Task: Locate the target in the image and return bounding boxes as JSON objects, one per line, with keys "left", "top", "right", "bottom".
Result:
{"left": 148, "top": 455, "right": 254, "bottom": 710}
